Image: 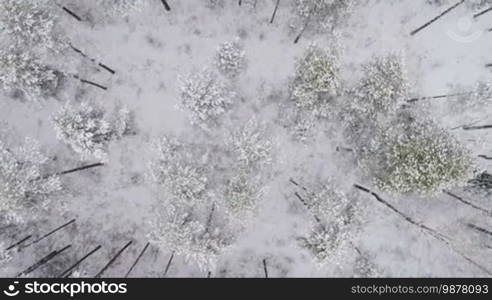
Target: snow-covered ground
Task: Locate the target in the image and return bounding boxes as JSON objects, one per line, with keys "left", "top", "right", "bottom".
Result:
{"left": 0, "top": 0, "right": 491, "bottom": 278}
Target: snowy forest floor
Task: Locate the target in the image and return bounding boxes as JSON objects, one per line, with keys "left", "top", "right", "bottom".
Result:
{"left": 0, "top": 0, "right": 491, "bottom": 277}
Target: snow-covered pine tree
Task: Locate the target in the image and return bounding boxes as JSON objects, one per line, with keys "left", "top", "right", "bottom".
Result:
{"left": 178, "top": 69, "right": 235, "bottom": 128}
{"left": 354, "top": 54, "right": 409, "bottom": 116}
{"left": 148, "top": 136, "right": 211, "bottom": 206}
{"left": 223, "top": 172, "right": 265, "bottom": 220}
{"left": 291, "top": 44, "right": 341, "bottom": 118}
{"left": 342, "top": 54, "right": 409, "bottom": 150}
{"left": 366, "top": 118, "right": 474, "bottom": 194}
{"left": 148, "top": 202, "right": 233, "bottom": 271}
{"left": 0, "top": 138, "right": 62, "bottom": 221}
{"left": 52, "top": 102, "right": 127, "bottom": 162}
{"left": 112, "top": 105, "right": 135, "bottom": 138}
{"left": 215, "top": 38, "right": 247, "bottom": 79}
{"left": 291, "top": 114, "right": 316, "bottom": 142}
{"left": 223, "top": 119, "right": 273, "bottom": 219}
{"left": 0, "top": 48, "right": 59, "bottom": 101}
{"left": 0, "top": 0, "right": 60, "bottom": 53}
{"left": 93, "top": 0, "right": 148, "bottom": 19}
{"left": 226, "top": 118, "right": 273, "bottom": 171}
{"left": 292, "top": 0, "right": 354, "bottom": 39}
{"left": 297, "top": 182, "right": 361, "bottom": 267}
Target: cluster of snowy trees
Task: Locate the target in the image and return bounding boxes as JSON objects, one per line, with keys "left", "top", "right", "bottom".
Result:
{"left": 294, "top": 180, "right": 363, "bottom": 268}
{"left": 224, "top": 119, "right": 273, "bottom": 219}
{"left": 342, "top": 55, "right": 474, "bottom": 194}
{"left": 52, "top": 102, "right": 132, "bottom": 162}
{"left": 147, "top": 136, "right": 231, "bottom": 269}
{"left": 147, "top": 119, "right": 274, "bottom": 269}
{"left": 286, "top": 43, "right": 474, "bottom": 195}
{"left": 178, "top": 38, "right": 248, "bottom": 129}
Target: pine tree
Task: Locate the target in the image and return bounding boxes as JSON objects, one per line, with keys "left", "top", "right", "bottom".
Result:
{"left": 226, "top": 119, "right": 273, "bottom": 171}
{"left": 354, "top": 54, "right": 409, "bottom": 116}
{"left": 223, "top": 119, "right": 274, "bottom": 220}
{"left": 148, "top": 203, "right": 232, "bottom": 271}
{"left": 148, "top": 136, "right": 211, "bottom": 205}
{"left": 297, "top": 182, "right": 361, "bottom": 267}
{"left": 52, "top": 102, "right": 125, "bottom": 162}
{"left": 0, "top": 0, "right": 60, "bottom": 53}
{"left": 215, "top": 38, "right": 247, "bottom": 79}
{"left": 365, "top": 118, "right": 474, "bottom": 194}
{"left": 291, "top": 44, "right": 341, "bottom": 118}
{"left": 0, "top": 48, "right": 59, "bottom": 100}
{"left": 0, "top": 138, "right": 62, "bottom": 221}
{"left": 94, "top": 0, "right": 148, "bottom": 18}
{"left": 223, "top": 172, "right": 265, "bottom": 219}
{"left": 292, "top": 0, "right": 354, "bottom": 41}
{"left": 178, "top": 69, "right": 235, "bottom": 128}
{"left": 342, "top": 54, "right": 409, "bottom": 149}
